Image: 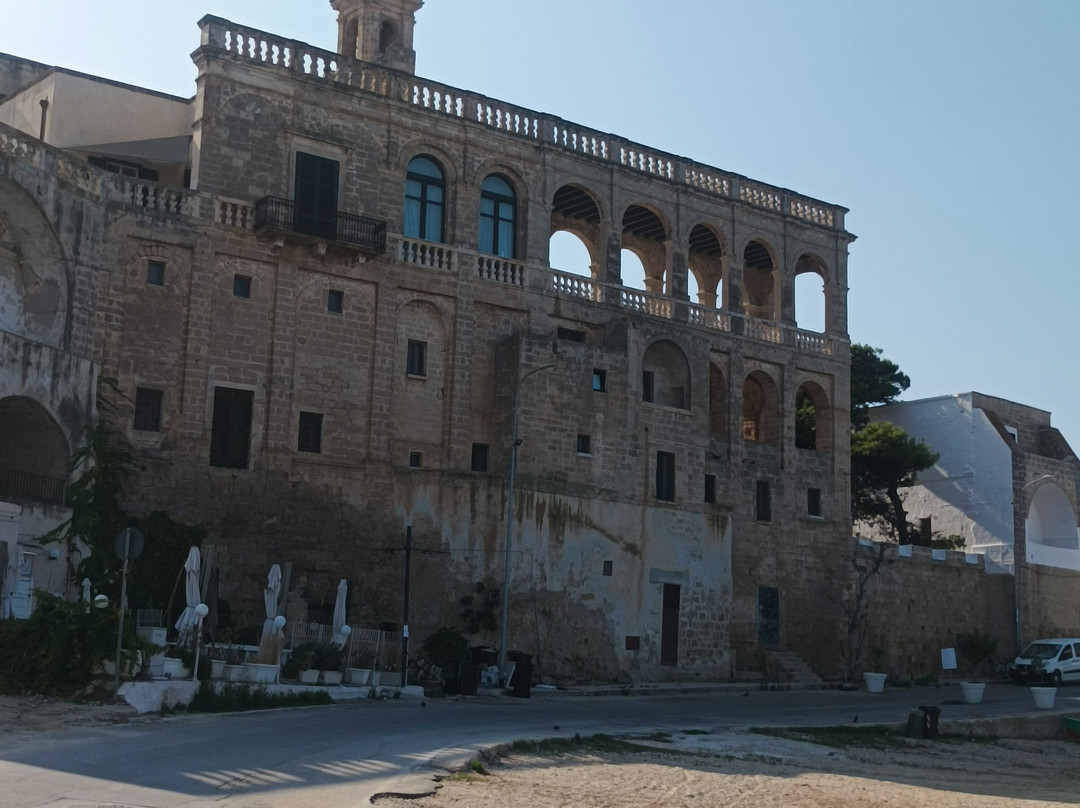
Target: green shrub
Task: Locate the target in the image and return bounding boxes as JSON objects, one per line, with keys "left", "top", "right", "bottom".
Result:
{"left": 186, "top": 680, "right": 333, "bottom": 712}
{"left": 0, "top": 593, "right": 154, "bottom": 695}
{"left": 955, "top": 630, "right": 998, "bottom": 680}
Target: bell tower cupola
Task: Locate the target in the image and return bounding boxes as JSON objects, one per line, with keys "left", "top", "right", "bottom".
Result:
{"left": 331, "top": 0, "right": 424, "bottom": 74}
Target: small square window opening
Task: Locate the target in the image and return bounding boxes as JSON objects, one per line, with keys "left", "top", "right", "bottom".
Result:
{"left": 592, "top": 369, "right": 607, "bottom": 393}
{"left": 133, "top": 387, "right": 163, "bottom": 432}
{"left": 406, "top": 339, "right": 427, "bottom": 377}
{"left": 471, "top": 443, "right": 489, "bottom": 472}
{"left": 603, "top": 560, "right": 613, "bottom": 577}
{"left": 408, "top": 451, "right": 422, "bottom": 468}
{"left": 327, "top": 289, "right": 344, "bottom": 314}
{"left": 233, "top": 274, "right": 252, "bottom": 298}
{"left": 576, "top": 434, "right": 592, "bottom": 455}
{"left": 704, "top": 474, "right": 717, "bottom": 504}
{"left": 298, "top": 411, "right": 323, "bottom": 453}
{"left": 807, "top": 487, "right": 822, "bottom": 517}
{"left": 146, "top": 260, "right": 165, "bottom": 286}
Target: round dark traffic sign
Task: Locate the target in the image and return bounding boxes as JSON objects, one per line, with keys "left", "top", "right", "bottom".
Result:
{"left": 114, "top": 528, "right": 145, "bottom": 560}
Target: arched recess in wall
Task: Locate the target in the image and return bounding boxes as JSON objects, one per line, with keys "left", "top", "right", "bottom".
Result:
{"left": 742, "top": 370, "right": 780, "bottom": 444}
{"left": 395, "top": 299, "right": 448, "bottom": 450}
{"left": 742, "top": 239, "right": 777, "bottom": 321}
{"left": 709, "top": 364, "right": 727, "bottom": 441}
{"left": 795, "top": 381, "right": 831, "bottom": 452}
{"left": 0, "top": 396, "right": 70, "bottom": 506}
{"left": 0, "top": 179, "right": 69, "bottom": 350}
{"left": 1027, "top": 483, "right": 1079, "bottom": 551}
{"left": 794, "top": 253, "right": 829, "bottom": 333}
{"left": 344, "top": 19, "right": 359, "bottom": 59}
{"left": 689, "top": 224, "right": 725, "bottom": 308}
{"left": 621, "top": 205, "right": 668, "bottom": 294}
{"left": 379, "top": 20, "right": 398, "bottom": 54}
{"left": 549, "top": 184, "right": 602, "bottom": 278}
{"left": 642, "top": 339, "right": 690, "bottom": 410}
{"left": 478, "top": 174, "right": 517, "bottom": 259}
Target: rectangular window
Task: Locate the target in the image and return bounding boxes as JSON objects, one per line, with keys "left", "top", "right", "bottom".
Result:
{"left": 755, "top": 480, "right": 772, "bottom": 522}
{"left": 327, "top": 289, "right": 343, "bottom": 314}
{"left": 471, "top": 443, "right": 489, "bottom": 472}
{"left": 408, "top": 451, "right": 422, "bottom": 468}
{"left": 642, "top": 371, "right": 655, "bottom": 403}
{"left": 294, "top": 151, "right": 339, "bottom": 240}
{"left": 233, "top": 274, "right": 252, "bottom": 299}
{"left": 704, "top": 474, "right": 717, "bottom": 504}
{"left": 656, "top": 451, "right": 675, "bottom": 501}
{"left": 210, "top": 387, "right": 254, "bottom": 469}
{"left": 146, "top": 260, "right": 165, "bottom": 287}
{"left": 576, "top": 434, "right": 592, "bottom": 455}
{"left": 133, "top": 387, "right": 163, "bottom": 432}
{"left": 297, "top": 411, "right": 323, "bottom": 453}
{"left": 406, "top": 340, "right": 427, "bottom": 377}
{"left": 592, "top": 369, "right": 607, "bottom": 393}
{"left": 603, "top": 560, "right": 613, "bottom": 577}
{"left": 556, "top": 327, "right": 585, "bottom": 343}
{"left": 807, "top": 487, "right": 822, "bottom": 517}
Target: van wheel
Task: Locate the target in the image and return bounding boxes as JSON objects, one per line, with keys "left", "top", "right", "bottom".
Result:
{"left": 1050, "top": 670, "right": 1062, "bottom": 686}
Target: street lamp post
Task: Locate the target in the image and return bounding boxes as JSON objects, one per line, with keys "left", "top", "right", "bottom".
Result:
{"left": 499, "top": 362, "right": 555, "bottom": 676}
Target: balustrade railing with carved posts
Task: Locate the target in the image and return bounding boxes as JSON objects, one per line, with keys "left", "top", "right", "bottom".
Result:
{"left": 196, "top": 16, "right": 846, "bottom": 232}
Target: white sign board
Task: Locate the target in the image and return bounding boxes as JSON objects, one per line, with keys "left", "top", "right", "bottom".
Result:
{"left": 941, "top": 647, "right": 957, "bottom": 670}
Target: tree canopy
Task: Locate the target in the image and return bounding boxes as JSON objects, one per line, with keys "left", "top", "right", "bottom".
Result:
{"left": 849, "top": 345, "right": 939, "bottom": 544}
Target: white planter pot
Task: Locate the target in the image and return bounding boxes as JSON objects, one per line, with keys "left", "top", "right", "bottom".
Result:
{"left": 320, "top": 670, "right": 343, "bottom": 686}
{"left": 960, "top": 681, "right": 985, "bottom": 704}
{"left": 1031, "top": 686, "right": 1057, "bottom": 709}
{"left": 863, "top": 672, "right": 887, "bottom": 693}
{"left": 222, "top": 663, "right": 246, "bottom": 682}
{"left": 300, "top": 668, "right": 320, "bottom": 685}
{"left": 346, "top": 667, "right": 371, "bottom": 686}
{"left": 163, "top": 657, "right": 191, "bottom": 679}
{"left": 245, "top": 662, "right": 279, "bottom": 684}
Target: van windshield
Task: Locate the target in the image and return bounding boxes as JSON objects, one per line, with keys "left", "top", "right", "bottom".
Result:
{"left": 1020, "top": 642, "right": 1061, "bottom": 660}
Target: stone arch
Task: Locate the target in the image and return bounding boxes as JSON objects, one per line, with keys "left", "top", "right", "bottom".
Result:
{"left": 343, "top": 18, "right": 359, "bottom": 59}
{"left": 550, "top": 184, "right": 604, "bottom": 278}
{"left": 1027, "top": 483, "right": 1079, "bottom": 551}
{"left": 642, "top": 339, "right": 690, "bottom": 410}
{"left": 742, "top": 370, "right": 780, "bottom": 444}
{"left": 621, "top": 204, "right": 669, "bottom": 294}
{"left": 0, "top": 396, "right": 70, "bottom": 506}
{"left": 741, "top": 238, "right": 778, "bottom": 321}
{"left": 794, "top": 253, "right": 830, "bottom": 333}
{"left": 379, "top": 20, "right": 399, "bottom": 54}
{"left": 688, "top": 223, "right": 726, "bottom": 308}
{"left": 795, "top": 380, "right": 831, "bottom": 452}
{"left": 709, "top": 363, "right": 727, "bottom": 438}
{"left": 0, "top": 179, "right": 70, "bottom": 350}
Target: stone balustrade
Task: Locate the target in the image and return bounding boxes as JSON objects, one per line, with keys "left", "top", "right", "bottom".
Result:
{"left": 196, "top": 16, "right": 846, "bottom": 232}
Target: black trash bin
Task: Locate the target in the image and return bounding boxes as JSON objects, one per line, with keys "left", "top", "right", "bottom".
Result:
{"left": 917, "top": 705, "right": 941, "bottom": 739}
{"left": 459, "top": 663, "right": 480, "bottom": 696}
{"left": 511, "top": 660, "right": 532, "bottom": 698}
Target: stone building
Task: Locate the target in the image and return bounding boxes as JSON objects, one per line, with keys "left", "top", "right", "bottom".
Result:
{"left": 0, "top": 1, "right": 856, "bottom": 679}
{"left": 868, "top": 393, "right": 1080, "bottom": 646}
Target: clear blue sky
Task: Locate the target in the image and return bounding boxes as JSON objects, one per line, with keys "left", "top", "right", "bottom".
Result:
{"left": 2, "top": 1, "right": 1077, "bottom": 444}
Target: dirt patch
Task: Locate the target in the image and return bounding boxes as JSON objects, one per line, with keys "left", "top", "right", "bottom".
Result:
{"left": 0, "top": 692, "right": 152, "bottom": 745}
{"left": 377, "top": 730, "right": 1080, "bottom": 807}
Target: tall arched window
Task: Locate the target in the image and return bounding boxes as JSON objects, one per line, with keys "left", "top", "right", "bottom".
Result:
{"left": 404, "top": 156, "right": 444, "bottom": 243}
{"left": 479, "top": 175, "right": 515, "bottom": 258}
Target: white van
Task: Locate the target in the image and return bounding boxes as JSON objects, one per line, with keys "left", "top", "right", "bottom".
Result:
{"left": 1011, "top": 638, "right": 1080, "bottom": 685}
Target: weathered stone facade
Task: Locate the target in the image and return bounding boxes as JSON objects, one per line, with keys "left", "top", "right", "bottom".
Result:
{"left": 0, "top": 2, "right": 863, "bottom": 679}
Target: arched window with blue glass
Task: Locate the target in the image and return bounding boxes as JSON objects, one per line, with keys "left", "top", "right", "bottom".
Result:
{"left": 478, "top": 174, "right": 516, "bottom": 258}
{"left": 404, "top": 155, "right": 445, "bottom": 242}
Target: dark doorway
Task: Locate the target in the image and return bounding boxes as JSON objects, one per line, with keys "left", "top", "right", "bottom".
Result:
{"left": 661, "top": 583, "right": 680, "bottom": 666}
{"left": 294, "top": 152, "right": 339, "bottom": 239}
{"left": 758, "top": 586, "right": 780, "bottom": 646}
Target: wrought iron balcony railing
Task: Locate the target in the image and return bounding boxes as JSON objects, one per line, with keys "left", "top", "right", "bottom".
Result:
{"left": 253, "top": 195, "right": 387, "bottom": 254}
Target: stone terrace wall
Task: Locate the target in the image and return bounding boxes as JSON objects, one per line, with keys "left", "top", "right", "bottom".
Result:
{"left": 860, "top": 542, "right": 1015, "bottom": 680}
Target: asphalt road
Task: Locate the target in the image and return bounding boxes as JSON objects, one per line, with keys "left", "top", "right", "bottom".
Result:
{"left": 1, "top": 683, "right": 1076, "bottom": 808}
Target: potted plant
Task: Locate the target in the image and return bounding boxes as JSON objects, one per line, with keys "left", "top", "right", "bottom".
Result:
{"left": 955, "top": 630, "right": 998, "bottom": 704}
{"left": 313, "top": 643, "right": 345, "bottom": 685}
{"left": 1029, "top": 658, "right": 1057, "bottom": 709}
{"left": 285, "top": 642, "right": 320, "bottom": 684}
{"left": 862, "top": 671, "right": 887, "bottom": 693}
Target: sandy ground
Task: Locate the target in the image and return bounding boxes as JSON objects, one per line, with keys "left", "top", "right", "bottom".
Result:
{"left": 379, "top": 729, "right": 1080, "bottom": 808}
{"left": 0, "top": 693, "right": 149, "bottom": 743}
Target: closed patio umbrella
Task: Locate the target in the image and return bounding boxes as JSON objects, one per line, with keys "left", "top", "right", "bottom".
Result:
{"left": 331, "top": 579, "right": 348, "bottom": 646}
{"left": 174, "top": 547, "right": 201, "bottom": 640}
{"left": 258, "top": 563, "right": 282, "bottom": 652}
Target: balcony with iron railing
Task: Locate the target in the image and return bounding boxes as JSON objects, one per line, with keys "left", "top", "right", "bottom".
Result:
{"left": 253, "top": 195, "right": 387, "bottom": 254}
{"left": 0, "top": 468, "right": 67, "bottom": 507}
